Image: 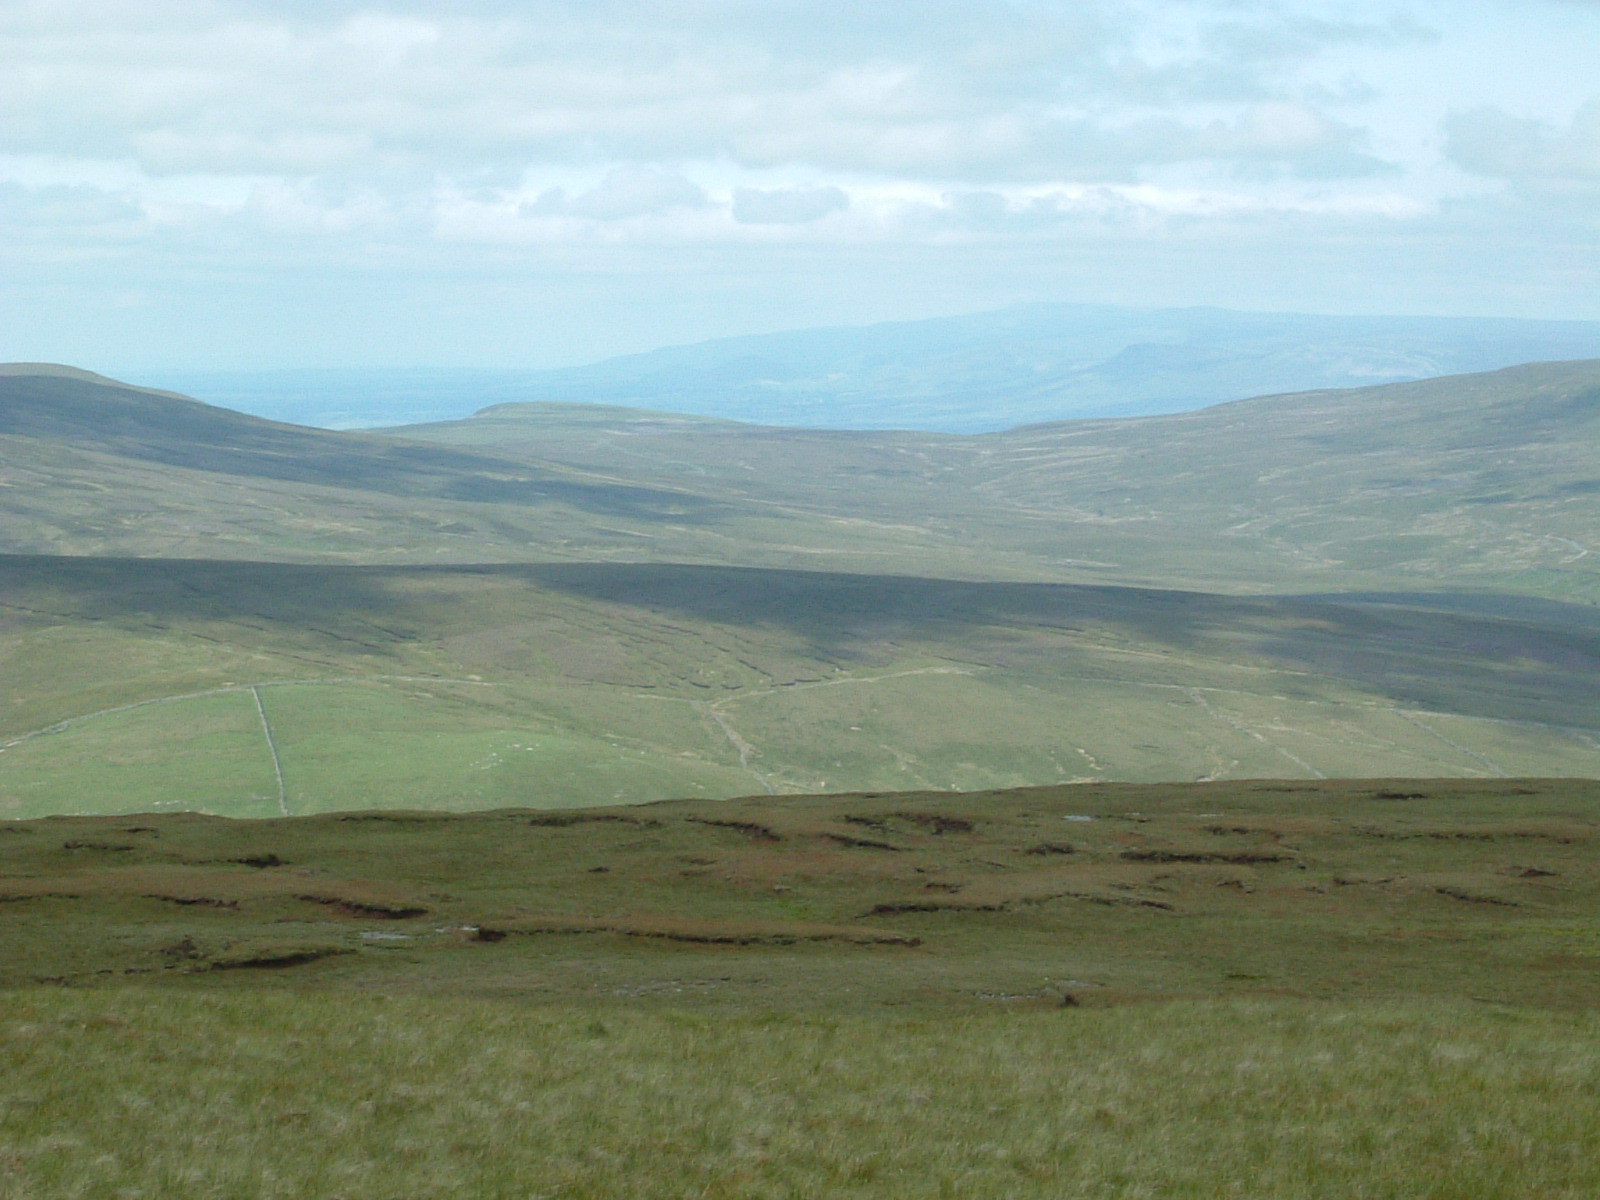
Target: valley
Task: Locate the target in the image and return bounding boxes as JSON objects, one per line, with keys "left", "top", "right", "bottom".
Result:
{"left": 3, "top": 360, "right": 1599, "bottom": 818}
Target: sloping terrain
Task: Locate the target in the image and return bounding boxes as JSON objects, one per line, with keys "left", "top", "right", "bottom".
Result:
{"left": 11, "top": 777, "right": 1599, "bottom": 1197}
{"left": 0, "top": 364, "right": 822, "bottom": 567}
{"left": 2, "top": 557, "right": 1597, "bottom": 819}
{"left": 4, "top": 361, "right": 1598, "bottom": 818}
{"left": 401, "top": 358, "right": 1600, "bottom": 601}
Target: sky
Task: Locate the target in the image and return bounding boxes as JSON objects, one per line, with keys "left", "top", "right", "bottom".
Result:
{"left": 1, "top": 0, "right": 1597, "bottom": 372}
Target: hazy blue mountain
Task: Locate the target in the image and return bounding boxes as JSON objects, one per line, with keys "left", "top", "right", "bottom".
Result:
{"left": 141, "top": 304, "right": 1600, "bottom": 433}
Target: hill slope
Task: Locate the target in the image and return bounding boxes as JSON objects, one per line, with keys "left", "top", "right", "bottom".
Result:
{"left": 400, "top": 359, "right": 1600, "bottom": 601}
{"left": 9, "top": 357, "right": 1599, "bottom": 600}
{"left": 0, "top": 365, "right": 805, "bottom": 565}
{"left": 3, "top": 556, "right": 1597, "bottom": 819}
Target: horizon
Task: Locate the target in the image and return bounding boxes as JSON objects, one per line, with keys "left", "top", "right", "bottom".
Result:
{"left": 85, "top": 300, "right": 1600, "bottom": 381}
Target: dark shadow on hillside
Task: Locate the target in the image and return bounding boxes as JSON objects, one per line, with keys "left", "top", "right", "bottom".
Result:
{"left": 1, "top": 375, "right": 728, "bottom": 524}
{"left": 2, "top": 555, "right": 1597, "bottom": 731}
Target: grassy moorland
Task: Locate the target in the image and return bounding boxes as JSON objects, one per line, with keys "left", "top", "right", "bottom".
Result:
{"left": 4, "top": 361, "right": 1599, "bottom": 1196}
{"left": 3, "top": 992, "right": 1597, "bottom": 1199}
{"left": 2, "top": 777, "right": 1599, "bottom": 1197}
{"left": 2, "top": 362, "right": 1598, "bottom": 815}
{"left": 4, "top": 778, "right": 1597, "bottom": 1004}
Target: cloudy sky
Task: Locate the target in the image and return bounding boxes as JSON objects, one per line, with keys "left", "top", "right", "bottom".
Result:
{"left": 2, "top": 0, "right": 1596, "bottom": 371}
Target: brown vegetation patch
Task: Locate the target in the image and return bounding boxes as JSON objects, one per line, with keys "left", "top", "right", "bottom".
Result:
{"left": 61, "top": 840, "right": 136, "bottom": 852}
{"left": 869, "top": 889, "right": 1173, "bottom": 915}
{"left": 1350, "top": 823, "right": 1596, "bottom": 843}
{"left": 152, "top": 894, "right": 240, "bottom": 909}
{"left": 231, "top": 854, "right": 285, "bottom": 868}
{"left": 889, "top": 812, "right": 976, "bottom": 835}
{"left": 1434, "top": 886, "right": 1520, "bottom": 907}
{"left": 1199, "top": 818, "right": 1334, "bottom": 838}
{"left": 206, "top": 941, "right": 353, "bottom": 970}
{"left": 869, "top": 866, "right": 1177, "bottom": 914}
{"left": 0, "top": 866, "right": 426, "bottom": 918}
{"left": 819, "top": 833, "right": 903, "bottom": 852}
{"left": 0, "top": 884, "right": 85, "bottom": 902}
{"left": 527, "top": 813, "right": 663, "bottom": 829}
{"left": 475, "top": 914, "right": 921, "bottom": 947}
{"left": 685, "top": 817, "right": 781, "bottom": 842}
{"left": 296, "top": 893, "right": 428, "bottom": 919}
{"left": 1023, "top": 842, "right": 1076, "bottom": 856}
{"left": 1121, "top": 848, "right": 1294, "bottom": 865}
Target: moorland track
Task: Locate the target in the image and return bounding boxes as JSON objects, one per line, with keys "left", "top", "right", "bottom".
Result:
{"left": 250, "top": 686, "right": 289, "bottom": 817}
{"left": 1391, "top": 709, "right": 1510, "bottom": 778}
{"left": 1183, "top": 687, "right": 1328, "bottom": 779}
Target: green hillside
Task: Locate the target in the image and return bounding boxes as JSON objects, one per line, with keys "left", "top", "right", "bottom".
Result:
{"left": 400, "top": 359, "right": 1600, "bottom": 601}
{"left": 6, "top": 359, "right": 1599, "bottom": 602}
{"left": 2, "top": 556, "right": 1596, "bottom": 820}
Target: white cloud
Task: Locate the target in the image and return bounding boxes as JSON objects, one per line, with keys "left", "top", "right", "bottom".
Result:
{"left": 0, "top": 1, "right": 1419, "bottom": 182}
{"left": 525, "top": 168, "right": 708, "bottom": 221}
{"left": 731, "top": 185, "right": 849, "bottom": 224}
{"left": 0, "top": 181, "right": 144, "bottom": 240}
{"left": 1446, "top": 102, "right": 1600, "bottom": 181}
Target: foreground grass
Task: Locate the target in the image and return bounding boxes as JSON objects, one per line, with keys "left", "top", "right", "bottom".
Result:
{"left": 1, "top": 989, "right": 1596, "bottom": 1199}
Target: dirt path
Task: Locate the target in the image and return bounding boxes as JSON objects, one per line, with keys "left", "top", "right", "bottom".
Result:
{"left": 1185, "top": 688, "right": 1327, "bottom": 779}
{"left": 1391, "top": 709, "right": 1510, "bottom": 778}
{"left": 697, "top": 706, "right": 775, "bottom": 795}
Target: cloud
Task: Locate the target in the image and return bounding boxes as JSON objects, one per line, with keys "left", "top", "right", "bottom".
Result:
{"left": 0, "top": 181, "right": 144, "bottom": 240}
{"left": 0, "top": 1, "right": 1412, "bottom": 183}
{"left": 525, "top": 168, "right": 708, "bottom": 221}
{"left": 1446, "top": 103, "right": 1600, "bottom": 181}
{"left": 2, "top": 1, "right": 1598, "bottom": 369}
{"left": 731, "top": 185, "right": 849, "bottom": 224}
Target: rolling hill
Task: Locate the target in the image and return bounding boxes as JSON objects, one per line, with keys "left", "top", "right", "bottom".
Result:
{"left": 3, "top": 359, "right": 1598, "bottom": 817}
{"left": 398, "top": 358, "right": 1600, "bottom": 602}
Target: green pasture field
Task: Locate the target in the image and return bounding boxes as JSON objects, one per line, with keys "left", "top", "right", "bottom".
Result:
{"left": 3, "top": 777, "right": 1600, "bottom": 1197}
{"left": 3, "top": 556, "right": 1599, "bottom": 819}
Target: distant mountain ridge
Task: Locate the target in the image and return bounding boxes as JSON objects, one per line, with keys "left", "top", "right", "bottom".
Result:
{"left": 141, "top": 303, "right": 1600, "bottom": 432}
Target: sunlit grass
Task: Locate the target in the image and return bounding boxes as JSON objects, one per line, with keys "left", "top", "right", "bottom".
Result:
{"left": 2, "top": 989, "right": 1597, "bottom": 1199}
